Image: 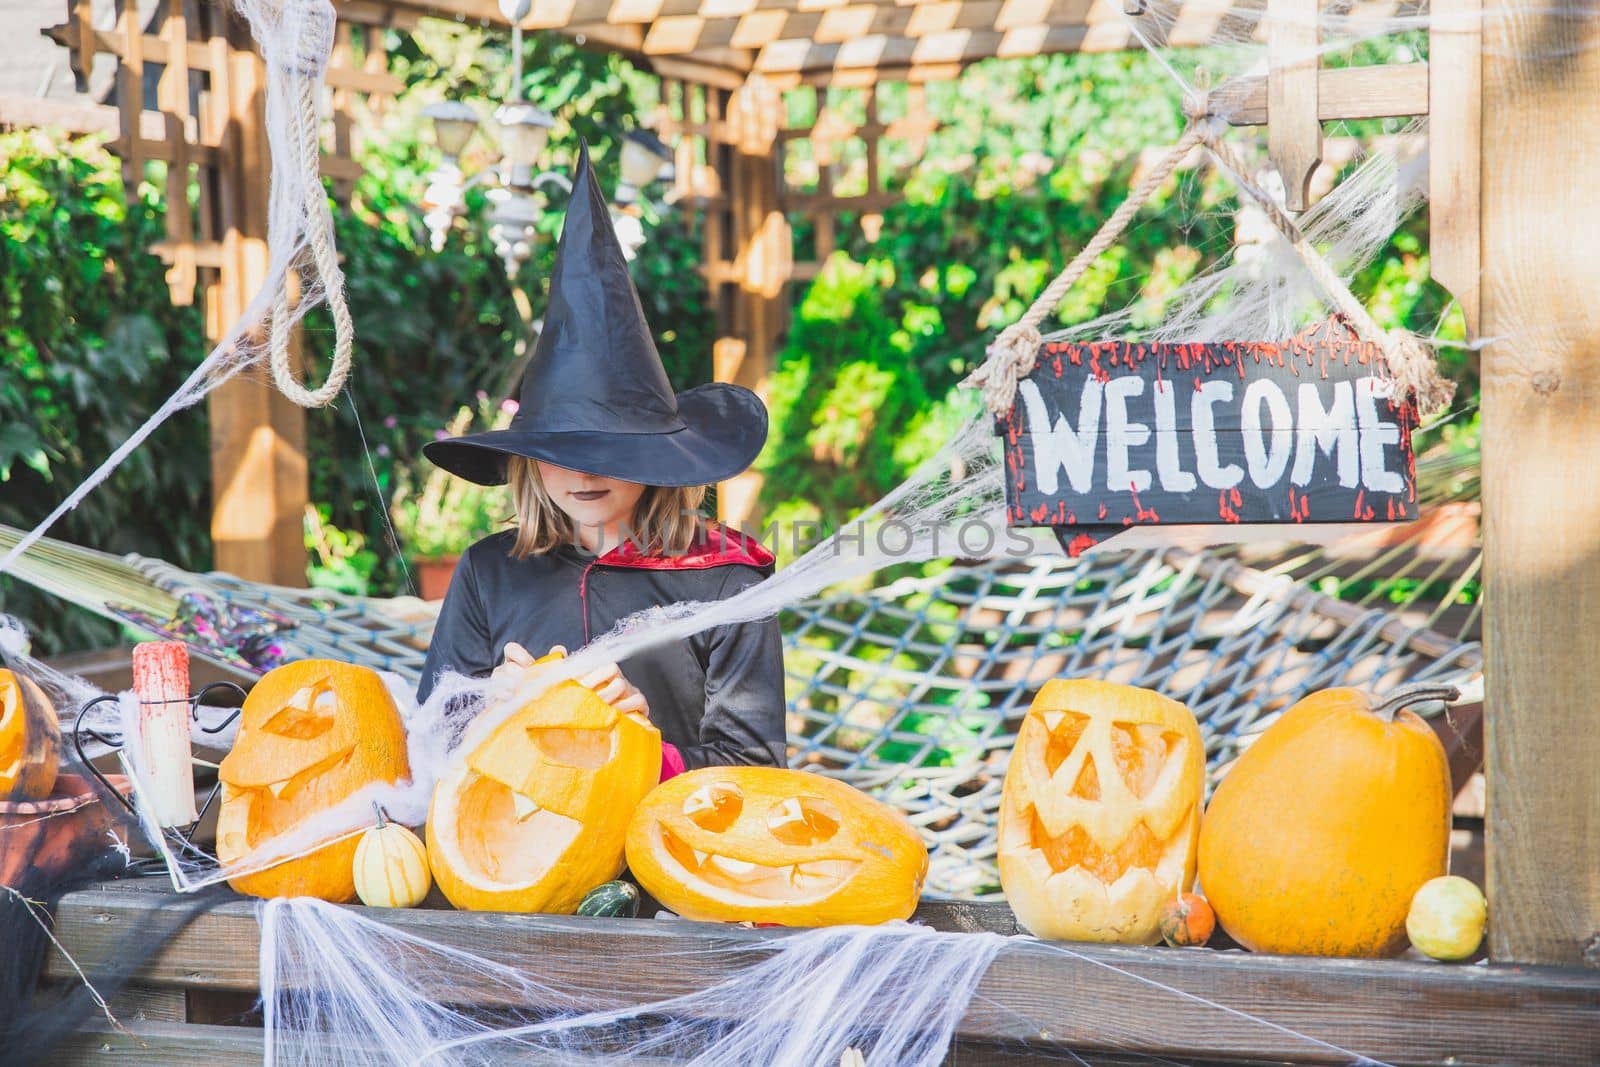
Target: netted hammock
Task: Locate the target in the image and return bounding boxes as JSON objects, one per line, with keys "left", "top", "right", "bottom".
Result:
{"left": 2, "top": 519, "right": 1481, "bottom": 898}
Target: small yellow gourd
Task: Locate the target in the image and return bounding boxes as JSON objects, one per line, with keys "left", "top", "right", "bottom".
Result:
{"left": 353, "top": 807, "right": 431, "bottom": 908}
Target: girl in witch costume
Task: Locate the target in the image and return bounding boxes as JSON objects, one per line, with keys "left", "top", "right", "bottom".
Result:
{"left": 418, "top": 143, "right": 784, "bottom": 778}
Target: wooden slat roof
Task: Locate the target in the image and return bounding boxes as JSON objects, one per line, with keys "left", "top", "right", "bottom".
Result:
{"left": 370, "top": 0, "right": 1240, "bottom": 88}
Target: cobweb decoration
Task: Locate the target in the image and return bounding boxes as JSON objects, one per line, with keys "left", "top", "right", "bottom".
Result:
{"left": 257, "top": 897, "right": 1395, "bottom": 1067}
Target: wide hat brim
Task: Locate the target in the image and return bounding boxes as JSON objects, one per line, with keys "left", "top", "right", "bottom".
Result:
{"left": 423, "top": 382, "right": 767, "bottom": 487}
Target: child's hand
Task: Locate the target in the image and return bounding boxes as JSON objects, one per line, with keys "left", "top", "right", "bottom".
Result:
{"left": 491, "top": 643, "right": 647, "bottom": 717}
{"left": 488, "top": 642, "right": 565, "bottom": 697}
{"left": 577, "top": 662, "right": 649, "bottom": 718}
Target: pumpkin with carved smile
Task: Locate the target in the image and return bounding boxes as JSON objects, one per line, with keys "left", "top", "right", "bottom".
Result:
{"left": 0, "top": 669, "right": 60, "bottom": 801}
{"left": 998, "top": 680, "right": 1204, "bottom": 944}
{"left": 625, "top": 767, "right": 928, "bottom": 927}
{"left": 216, "top": 660, "right": 410, "bottom": 902}
{"left": 426, "top": 667, "right": 661, "bottom": 913}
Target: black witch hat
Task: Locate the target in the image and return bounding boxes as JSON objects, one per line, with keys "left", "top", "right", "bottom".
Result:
{"left": 424, "top": 141, "right": 768, "bottom": 488}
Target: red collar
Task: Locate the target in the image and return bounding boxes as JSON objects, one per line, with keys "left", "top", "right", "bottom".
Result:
{"left": 592, "top": 523, "right": 775, "bottom": 571}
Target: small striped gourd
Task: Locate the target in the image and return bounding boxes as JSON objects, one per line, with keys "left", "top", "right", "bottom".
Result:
{"left": 353, "top": 809, "right": 431, "bottom": 908}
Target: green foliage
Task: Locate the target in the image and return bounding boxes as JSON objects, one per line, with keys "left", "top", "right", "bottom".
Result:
{"left": 0, "top": 131, "right": 210, "bottom": 654}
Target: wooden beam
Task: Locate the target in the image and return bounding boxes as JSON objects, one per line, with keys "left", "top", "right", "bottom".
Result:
{"left": 1427, "top": 0, "right": 1482, "bottom": 335}
{"left": 754, "top": 24, "right": 1090, "bottom": 74}
{"left": 625, "top": 0, "right": 1103, "bottom": 56}
{"left": 0, "top": 95, "right": 170, "bottom": 142}
{"left": 207, "top": 38, "right": 309, "bottom": 587}
{"left": 1480, "top": 0, "right": 1600, "bottom": 966}
{"left": 1216, "top": 63, "right": 1429, "bottom": 127}
{"left": 1266, "top": 0, "right": 1321, "bottom": 210}
{"left": 46, "top": 883, "right": 1600, "bottom": 1064}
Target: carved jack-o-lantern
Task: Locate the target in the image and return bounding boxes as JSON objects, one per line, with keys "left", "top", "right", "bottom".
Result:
{"left": 217, "top": 660, "right": 410, "bottom": 902}
{"left": 0, "top": 669, "right": 59, "bottom": 801}
{"left": 426, "top": 671, "right": 661, "bottom": 914}
{"left": 998, "top": 680, "right": 1204, "bottom": 944}
{"left": 625, "top": 767, "right": 928, "bottom": 927}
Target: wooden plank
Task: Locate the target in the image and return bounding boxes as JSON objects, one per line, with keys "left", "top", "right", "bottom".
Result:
{"left": 1215, "top": 63, "right": 1429, "bottom": 127}
{"left": 1265, "top": 0, "right": 1321, "bottom": 211}
{"left": 1427, "top": 0, "right": 1482, "bottom": 335}
{"left": 0, "top": 96, "right": 171, "bottom": 142}
{"left": 50, "top": 1020, "right": 263, "bottom": 1067}
{"left": 1480, "top": 0, "right": 1600, "bottom": 966}
{"left": 45, "top": 882, "right": 1600, "bottom": 1065}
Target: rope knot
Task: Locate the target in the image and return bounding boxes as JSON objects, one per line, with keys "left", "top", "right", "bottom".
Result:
{"left": 966, "top": 323, "right": 1044, "bottom": 417}
{"left": 1381, "top": 332, "right": 1457, "bottom": 417}
{"left": 1181, "top": 87, "right": 1212, "bottom": 124}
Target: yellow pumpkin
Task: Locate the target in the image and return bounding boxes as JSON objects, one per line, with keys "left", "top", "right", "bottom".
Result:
{"left": 216, "top": 660, "right": 411, "bottom": 902}
{"left": 625, "top": 766, "right": 928, "bottom": 927}
{"left": 997, "top": 680, "right": 1204, "bottom": 944}
{"left": 1197, "top": 683, "right": 1454, "bottom": 958}
{"left": 353, "top": 810, "right": 431, "bottom": 908}
{"left": 0, "top": 669, "right": 59, "bottom": 801}
{"left": 426, "top": 656, "right": 661, "bottom": 913}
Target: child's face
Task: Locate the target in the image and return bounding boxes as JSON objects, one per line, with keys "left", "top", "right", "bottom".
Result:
{"left": 536, "top": 461, "right": 647, "bottom": 535}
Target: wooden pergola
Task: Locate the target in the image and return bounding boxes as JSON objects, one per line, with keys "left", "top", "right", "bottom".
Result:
{"left": 9, "top": 0, "right": 1599, "bottom": 1008}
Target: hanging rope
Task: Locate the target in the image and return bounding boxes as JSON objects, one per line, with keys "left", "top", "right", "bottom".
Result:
{"left": 965, "top": 84, "right": 1455, "bottom": 418}
{"left": 266, "top": 71, "right": 354, "bottom": 408}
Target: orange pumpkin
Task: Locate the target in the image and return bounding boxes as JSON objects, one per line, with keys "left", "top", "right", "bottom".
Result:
{"left": 427, "top": 655, "right": 661, "bottom": 914}
{"left": 216, "top": 660, "right": 411, "bottom": 902}
{"left": 626, "top": 767, "right": 928, "bottom": 927}
{"left": 1197, "top": 684, "right": 1454, "bottom": 958}
{"left": 0, "top": 669, "right": 59, "bottom": 801}
{"left": 998, "top": 680, "right": 1204, "bottom": 944}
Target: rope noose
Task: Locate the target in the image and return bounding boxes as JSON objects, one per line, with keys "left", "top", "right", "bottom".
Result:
{"left": 964, "top": 80, "right": 1455, "bottom": 418}
{"left": 267, "top": 0, "right": 353, "bottom": 409}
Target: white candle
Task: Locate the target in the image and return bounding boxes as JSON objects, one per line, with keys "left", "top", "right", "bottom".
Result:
{"left": 132, "top": 642, "right": 198, "bottom": 827}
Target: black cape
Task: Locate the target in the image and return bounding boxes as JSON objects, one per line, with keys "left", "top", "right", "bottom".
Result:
{"left": 418, "top": 526, "right": 786, "bottom": 769}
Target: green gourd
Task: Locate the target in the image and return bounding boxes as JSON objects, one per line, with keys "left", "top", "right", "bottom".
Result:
{"left": 577, "top": 880, "right": 640, "bottom": 919}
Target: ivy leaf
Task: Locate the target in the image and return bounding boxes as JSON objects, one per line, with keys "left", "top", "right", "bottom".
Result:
{"left": 0, "top": 423, "right": 50, "bottom": 482}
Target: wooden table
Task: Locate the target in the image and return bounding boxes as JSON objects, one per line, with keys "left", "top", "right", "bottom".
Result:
{"left": 43, "top": 876, "right": 1600, "bottom": 1066}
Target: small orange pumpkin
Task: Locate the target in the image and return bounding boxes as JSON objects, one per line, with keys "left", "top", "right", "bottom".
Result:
{"left": 216, "top": 660, "right": 411, "bottom": 902}
{"left": 0, "top": 669, "right": 59, "bottom": 801}
{"left": 626, "top": 767, "right": 928, "bottom": 927}
{"left": 427, "top": 651, "right": 661, "bottom": 914}
{"left": 1197, "top": 684, "right": 1454, "bottom": 958}
{"left": 1158, "top": 892, "right": 1215, "bottom": 948}
{"left": 998, "top": 680, "right": 1205, "bottom": 944}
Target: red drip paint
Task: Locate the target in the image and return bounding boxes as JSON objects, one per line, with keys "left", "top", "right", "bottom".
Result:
{"left": 1066, "top": 533, "right": 1096, "bottom": 557}
{"left": 1219, "top": 488, "right": 1241, "bottom": 524}
{"left": 1032, "top": 503, "right": 1050, "bottom": 523}
{"left": 1129, "top": 484, "right": 1158, "bottom": 523}
{"left": 1097, "top": 502, "right": 1108, "bottom": 520}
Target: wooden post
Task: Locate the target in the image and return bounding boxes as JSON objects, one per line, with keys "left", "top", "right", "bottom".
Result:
{"left": 207, "top": 35, "right": 309, "bottom": 586}
{"left": 715, "top": 75, "right": 788, "bottom": 530}
{"left": 1480, "top": 0, "right": 1600, "bottom": 965}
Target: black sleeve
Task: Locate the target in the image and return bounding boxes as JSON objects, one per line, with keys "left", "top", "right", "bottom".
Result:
{"left": 678, "top": 566, "right": 788, "bottom": 770}
{"left": 417, "top": 547, "right": 495, "bottom": 705}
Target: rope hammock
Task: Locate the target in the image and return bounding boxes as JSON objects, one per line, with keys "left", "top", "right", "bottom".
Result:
{"left": 0, "top": 519, "right": 1481, "bottom": 898}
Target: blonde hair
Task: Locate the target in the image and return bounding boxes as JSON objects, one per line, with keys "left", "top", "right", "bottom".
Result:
{"left": 505, "top": 456, "right": 708, "bottom": 559}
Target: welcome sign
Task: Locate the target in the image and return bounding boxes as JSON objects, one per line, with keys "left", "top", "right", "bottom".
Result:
{"left": 999, "top": 319, "right": 1419, "bottom": 555}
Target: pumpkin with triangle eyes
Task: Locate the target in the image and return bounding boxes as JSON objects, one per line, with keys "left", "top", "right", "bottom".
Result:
{"left": 426, "top": 665, "right": 661, "bottom": 914}
{"left": 998, "top": 680, "right": 1204, "bottom": 944}
{"left": 216, "top": 660, "right": 411, "bottom": 902}
{"left": 0, "top": 669, "right": 60, "bottom": 801}
{"left": 625, "top": 767, "right": 928, "bottom": 927}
